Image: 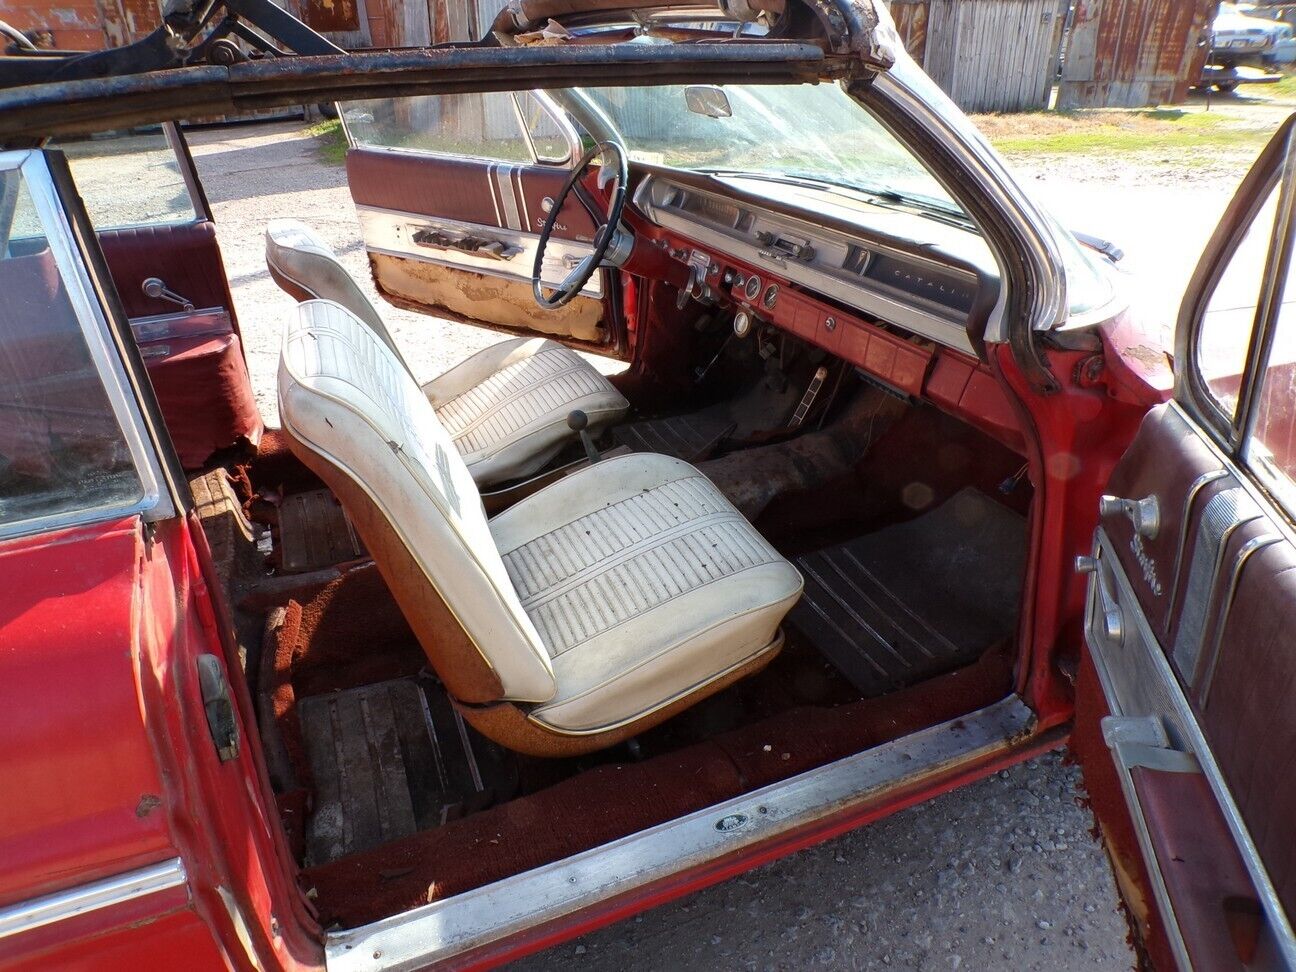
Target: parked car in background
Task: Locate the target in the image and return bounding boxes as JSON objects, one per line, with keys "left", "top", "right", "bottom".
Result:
{"left": 1213, "top": 2, "right": 1280, "bottom": 67}
{"left": 1, "top": 1, "right": 1295, "bottom": 970}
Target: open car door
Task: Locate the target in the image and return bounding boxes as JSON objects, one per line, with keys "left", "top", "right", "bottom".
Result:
{"left": 1076, "top": 116, "right": 1296, "bottom": 969}
{"left": 340, "top": 90, "right": 626, "bottom": 356}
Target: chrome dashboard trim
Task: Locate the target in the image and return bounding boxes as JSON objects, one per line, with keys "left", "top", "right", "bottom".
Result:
{"left": 870, "top": 61, "right": 1071, "bottom": 342}
{"left": 633, "top": 176, "right": 976, "bottom": 353}
{"left": 0, "top": 858, "right": 188, "bottom": 940}
{"left": 325, "top": 696, "right": 1035, "bottom": 971}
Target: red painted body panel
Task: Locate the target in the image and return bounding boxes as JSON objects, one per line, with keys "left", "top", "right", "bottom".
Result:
{"left": 0, "top": 515, "right": 322, "bottom": 970}
{"left": 0, "top": 518, "right": 173, "bottom": 907}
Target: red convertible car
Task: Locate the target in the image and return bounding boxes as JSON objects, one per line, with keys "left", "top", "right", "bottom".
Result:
{"left": 1, "top": 0, "right": 1294, "bottom": 968}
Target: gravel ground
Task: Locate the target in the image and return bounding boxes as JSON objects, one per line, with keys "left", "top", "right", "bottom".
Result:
{"left": 182, "top": 110, "right": 1272, "bottom": 970}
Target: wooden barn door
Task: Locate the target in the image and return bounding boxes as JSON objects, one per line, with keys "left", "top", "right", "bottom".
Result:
{"left": 923, "top": 0, "right": 1067, "bottom": 112}
{"left": 1058, "top": 0, "right": 1216, "bottom": 108}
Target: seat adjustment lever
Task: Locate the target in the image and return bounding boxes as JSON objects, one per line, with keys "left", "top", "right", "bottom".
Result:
{"left": 568, "top": 410, "right": 601, "bottom": 463}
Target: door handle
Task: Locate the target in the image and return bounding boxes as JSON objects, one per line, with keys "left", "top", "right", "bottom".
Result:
{"left": 1100, "top": 493, "right": 1161, "bottom": 539}
{"left": 1077, "top": 554, "right": 1124, "bottom": 649}
{"left": 411, "top": 227, "right": 520, "bottom": 261}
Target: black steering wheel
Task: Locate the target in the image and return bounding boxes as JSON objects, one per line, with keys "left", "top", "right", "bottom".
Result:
{"left": 532, "top": 140, "right": 629, "bottom": 310}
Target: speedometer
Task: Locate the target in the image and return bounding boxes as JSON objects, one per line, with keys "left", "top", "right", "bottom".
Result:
{"left": 743, "top": 275, "right": 762, "bottom": 302}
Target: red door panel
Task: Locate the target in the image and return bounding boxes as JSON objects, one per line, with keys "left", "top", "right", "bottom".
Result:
{"left": 346, "top": 148, "right": 619, "bottom": 352}
{"left": 1079, "top": 402, "right": 1296, "bottom": 965}
{"left": 346, "top": 149, "right": 598, "bottom": 242}
{"left": 98, "top": 222, "right": 263, "bottom": 468}
{"left": 100, "top": 222, "right": 243, "bottom": 329}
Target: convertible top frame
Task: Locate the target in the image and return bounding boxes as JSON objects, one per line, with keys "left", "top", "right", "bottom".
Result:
{"left": 0, "top": 0, "right": 896, "bottom": 143}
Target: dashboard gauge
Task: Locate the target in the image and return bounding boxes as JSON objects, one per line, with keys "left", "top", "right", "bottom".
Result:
{"left": 733, "top": 310, "right": 754, "bottom": 338}
{"left": 762, "top": 283, "right": 779, "bottom": 309}
{"left": 743, "top": 274, "right": 762, "bottom": 302}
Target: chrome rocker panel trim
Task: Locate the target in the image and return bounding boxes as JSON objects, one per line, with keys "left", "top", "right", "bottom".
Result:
{"left": 326, "top": 696, "right": 1034, "bottom": 971}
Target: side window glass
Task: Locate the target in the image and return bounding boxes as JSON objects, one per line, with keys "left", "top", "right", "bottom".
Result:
{"left": 343, "top": 92, "right": 536, "bottom": 163}
{"left": 516, "top": 92, "right": 572, "bottom": 163}
{"left": 1245, "top": 244, "right": 1296, "bottom": 516}
{"left": 53, "top": 128, "right": 199, "bottom": 231}
{"left": 0, "top": 166, "right": 146, "bottom": 534}
{"left": 1195, "top": 184, "right": 1279, "bottom": 423}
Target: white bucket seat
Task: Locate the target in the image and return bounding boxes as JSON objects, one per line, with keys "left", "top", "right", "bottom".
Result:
{"left": 278, "top": 300, "right": 803, "bottom": 755}
{"left": 265, "top": 219, "right": 628, "bottom": 487}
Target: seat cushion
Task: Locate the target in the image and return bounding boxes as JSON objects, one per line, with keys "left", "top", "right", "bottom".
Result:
{"left": 490, "top": 453, "right": 804, "bottom": 734}
{"left": 424, "top": 337, "right": 629, "bottom": 486}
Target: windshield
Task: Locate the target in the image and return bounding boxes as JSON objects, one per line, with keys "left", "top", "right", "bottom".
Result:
{"left": 571, "top": 80, "right": 963, "bottom": 215}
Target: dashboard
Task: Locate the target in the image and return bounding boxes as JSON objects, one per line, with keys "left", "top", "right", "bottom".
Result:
{"left": 632, "top": 171, "right": 998, "bottom": 356}
{"left": 625, "top": 170, "right": 1020, "bottom": 451}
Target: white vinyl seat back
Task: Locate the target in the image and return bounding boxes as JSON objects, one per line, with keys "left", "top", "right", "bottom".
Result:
{"left": 265, "top": 219, "right": 403, "bottom": 362}
{"left": 278, "top": 300, "right": 557, "bottom": 701}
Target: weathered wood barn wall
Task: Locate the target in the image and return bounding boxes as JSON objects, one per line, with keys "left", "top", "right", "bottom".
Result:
{"left": 891, "top": 0, "right": 1068, "bottom": 112}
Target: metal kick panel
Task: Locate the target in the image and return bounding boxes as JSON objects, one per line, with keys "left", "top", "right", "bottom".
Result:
{"left": 1170, "top": 487, "right": 1261, "bottom": 688}
{"left": 355, "top": 206, "right": 603, "bottom": 297}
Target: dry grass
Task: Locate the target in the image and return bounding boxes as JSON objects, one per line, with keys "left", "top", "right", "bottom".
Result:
{"left": 973, "top": 105, "right": 1275, "bottom": 157}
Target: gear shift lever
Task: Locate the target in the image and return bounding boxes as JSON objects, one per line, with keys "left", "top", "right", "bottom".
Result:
{"left": 568, "top": 410, "right": 602, "bottom": 463}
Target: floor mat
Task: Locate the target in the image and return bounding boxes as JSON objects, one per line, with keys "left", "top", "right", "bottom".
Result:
{"left": 790, "top": 487, "right": 1026, "bottom": 697}
{"left": 298, "top": 676, "right": 516, "bottom": 866}
{"left": 612, "top": 412, "right": 735, "bottom": 461}
{"left": 278, "top": 488, "right": 366, "bottom": 573}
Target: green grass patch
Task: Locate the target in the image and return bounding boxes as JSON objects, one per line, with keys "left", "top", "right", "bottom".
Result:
{"left": 305, "top": 117, "right": 347, "bottom": 165}
{"left": 1266, "top": 73, "right": 1296, "bottom": 100}
{"left": 980, "top": 107, "right": 1269, "bottom": 156}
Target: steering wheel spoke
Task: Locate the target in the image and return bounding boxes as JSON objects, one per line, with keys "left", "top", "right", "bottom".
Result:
{"left": 532, "top": 140, "right": 629, "bottom": 310}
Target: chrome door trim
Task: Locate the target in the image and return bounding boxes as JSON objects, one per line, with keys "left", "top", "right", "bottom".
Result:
{"left": 1166, "top": 468, "right": 1231, "bottom": 618}
{"left": 1088, "top": 529, "right": 1296, "bottom": 969}
{"left": 325, "top": 696, "right": 1035, "bottom": 972}
{"left": 0, "top": 858, "right": 187, "bottom": 940}
{"left": 1197, "top": 533, "right": 1283, "bottom": 705}
{"left": 354, "top": 204, "right": 603, "bottom": 297}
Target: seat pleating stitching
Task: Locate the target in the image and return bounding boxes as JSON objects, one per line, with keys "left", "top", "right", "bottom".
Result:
{"left": 284, "top": 305, "right": 562, "bottom": 695}
{"left": 526, "top": 532, "right": 784, "bottom": 658}
{"left": 446, "top": 372, "right": 611, "bottom": 455}
{"left": 532, "top": 593, "right": 792, "bottom": 721}
{"left": 501, "top": 475, "right": 787, "bottom": 656}
{"left": 500, "top": 475, "right": 732, "bottom": 595}
{"left": 437, "top": 348, "right": 588, "bottom": 430}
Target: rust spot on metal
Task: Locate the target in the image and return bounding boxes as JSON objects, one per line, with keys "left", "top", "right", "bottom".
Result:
{"left": 302, "top": 0, "right": 362, "bottom": 34}
{"left": 135, "top": 793, "right": 163, "bottom": 818}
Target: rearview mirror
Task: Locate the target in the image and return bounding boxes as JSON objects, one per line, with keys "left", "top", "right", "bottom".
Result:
{"left": 684, "top": 85, "right": 732, "bottom": 119}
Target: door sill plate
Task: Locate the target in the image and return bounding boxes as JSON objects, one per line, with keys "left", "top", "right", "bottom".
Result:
{"left": 325, "top": 695, "right": 1035, "bottom": 971}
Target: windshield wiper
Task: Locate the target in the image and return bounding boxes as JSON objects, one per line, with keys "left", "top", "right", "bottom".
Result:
{"left": 701, "top": 169, "right": 977, "bottom": 231}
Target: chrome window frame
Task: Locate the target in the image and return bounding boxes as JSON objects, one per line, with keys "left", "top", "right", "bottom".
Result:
{"left": 0, "top": 149, "right": 173, "bottom": 542}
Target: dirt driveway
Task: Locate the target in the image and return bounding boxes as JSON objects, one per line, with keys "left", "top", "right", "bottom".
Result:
{"left": 188, "top": 94, "right": 1285, "bottom": 968}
